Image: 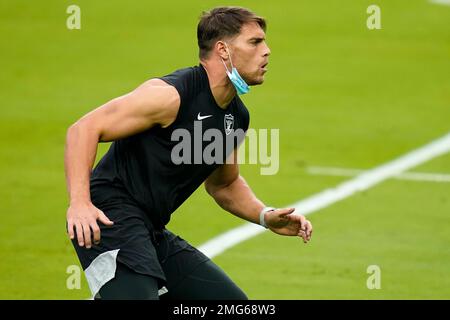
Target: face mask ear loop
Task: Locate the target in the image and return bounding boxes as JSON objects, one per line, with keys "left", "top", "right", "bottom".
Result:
{"left": 221, "top": 57, "right": 231, "bottom": 75}
{"left": 220, "top": 42, "right": 234, "bottom": 75}
{"left": 224, "top": 43, "right": 235, "bottom": 70}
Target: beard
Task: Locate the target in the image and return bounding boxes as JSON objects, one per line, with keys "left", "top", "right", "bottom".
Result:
{"left": 242, "top": 70, "right": 265, "bottom": 86}
{"left": 245, "top": 76, "right": 265, "bottom": 86}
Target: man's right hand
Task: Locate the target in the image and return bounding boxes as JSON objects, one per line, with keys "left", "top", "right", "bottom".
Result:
{"left": 66, "top": 202, "right": 114, "bottom": 249}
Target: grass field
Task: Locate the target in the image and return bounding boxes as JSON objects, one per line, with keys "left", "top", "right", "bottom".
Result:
{"left": 0, "top": 0, "right": 449, "bottom": 299}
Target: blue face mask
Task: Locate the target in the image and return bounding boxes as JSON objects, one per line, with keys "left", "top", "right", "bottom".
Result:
{"left": 221, "top": 44, "right": 250, "bottom": 95}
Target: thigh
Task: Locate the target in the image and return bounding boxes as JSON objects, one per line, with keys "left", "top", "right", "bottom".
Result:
{"left": 163, "top": 258, "right": 248, "bottom": 300}
{"left": 98, "top": 262, "right": 160, "bottom": 300}
{"left": 158, "top": 234, "right": 248, "bottom": 300}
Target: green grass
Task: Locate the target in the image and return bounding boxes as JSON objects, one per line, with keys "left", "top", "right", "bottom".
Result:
{"left": 0, "top": 0, "right": 449, "bottom": 299}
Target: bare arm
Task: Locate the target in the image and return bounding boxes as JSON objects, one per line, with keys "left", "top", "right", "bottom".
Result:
{"left": 65, "top": 79, "right": 179, "bottom": 248}
{"left": 204, "top": 150, "right": 264, "bottom": 224}
{"left": 205, "top": 149, "right": 313, "bottom": 242}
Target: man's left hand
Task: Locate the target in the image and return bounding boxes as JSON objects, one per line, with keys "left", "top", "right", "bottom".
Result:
{"left": 265, "top": 208, "right": 313, "bottom": 243}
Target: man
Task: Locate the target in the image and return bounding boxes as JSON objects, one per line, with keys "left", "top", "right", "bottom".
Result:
{"left": 65, "top": 6, "right": 313, "bottom": 300}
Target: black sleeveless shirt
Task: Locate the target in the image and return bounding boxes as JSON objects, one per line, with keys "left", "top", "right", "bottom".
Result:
{"left": 90, "top": 64, "right": 250, "bottom": 229}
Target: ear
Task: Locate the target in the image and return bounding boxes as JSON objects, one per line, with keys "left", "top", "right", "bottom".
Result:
{"left": 215, "top": 41, "right": 229, "bottom": 60}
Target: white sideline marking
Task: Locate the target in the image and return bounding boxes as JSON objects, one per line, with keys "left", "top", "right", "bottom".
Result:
{"left": 429, "top": 0, "right": 450, "bottom": 6}
{"left": 307, "top": 166, "right": 450, "bottom": 183}
{"left": 198, "top": 132, "right": 450, "bottom": 259}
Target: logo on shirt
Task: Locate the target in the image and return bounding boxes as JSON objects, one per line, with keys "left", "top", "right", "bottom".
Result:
{"left": 197, "top": 112, "right": 213, "bottom": 121}
{"left": 224, "top": 114, "right": 234, "bottom": 135}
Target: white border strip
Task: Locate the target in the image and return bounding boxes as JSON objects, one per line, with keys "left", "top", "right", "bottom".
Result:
{"left": 307, "top": 166, "right": 450, "bottom": 183}
{"left": 198, "top": 132, "right": 450, "bottom": 258}
{"left": 429, "top": 0, "right": 450, "bottom": 6}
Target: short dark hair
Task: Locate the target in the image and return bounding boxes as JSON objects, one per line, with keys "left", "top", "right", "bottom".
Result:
{"left": 197, "top": 6, "right": 267, "bottom": 59}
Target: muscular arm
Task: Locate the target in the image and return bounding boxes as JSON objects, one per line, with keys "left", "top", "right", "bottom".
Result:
{"left": 205, "top": 149, "right": 313, "bottom": 242}
{"left": 204, "top": 150, "right": 265, "bottom": 224}
{"left": 64, "top": 79, "right": 179, "bottom": 248}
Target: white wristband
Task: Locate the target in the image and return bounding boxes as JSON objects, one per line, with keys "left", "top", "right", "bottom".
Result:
{"left": 259, "top": 207, "right": 275, "bottom": 228}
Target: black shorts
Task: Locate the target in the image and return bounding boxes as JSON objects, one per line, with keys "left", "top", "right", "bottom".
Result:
{"left": 71, "top": 183, "right": 209, "bottom": 297}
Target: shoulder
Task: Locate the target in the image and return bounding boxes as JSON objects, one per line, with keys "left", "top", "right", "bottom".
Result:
{"left": 130, "top": 79, "right": 180, "bottom": 128}
{"left": 159, "top": 66, "right": 197, "bottom": 84}
{"left": 157, "top": 65, "right": 203, "bottom": 104}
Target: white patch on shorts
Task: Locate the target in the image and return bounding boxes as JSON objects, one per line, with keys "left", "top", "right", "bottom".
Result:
{"left": 85, "top": 249, "right": 120, "bottom": 298}
{"left": 158, "top": 286, "right": 168, "bottom": 296}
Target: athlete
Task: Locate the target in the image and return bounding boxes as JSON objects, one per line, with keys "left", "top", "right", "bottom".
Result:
{"left": 64, "top": 6, "right": 313, "bottom": 300}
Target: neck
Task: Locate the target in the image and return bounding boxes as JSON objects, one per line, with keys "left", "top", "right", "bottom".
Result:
{"left": 200, "top": 59, "right": 236, "bottom": 109}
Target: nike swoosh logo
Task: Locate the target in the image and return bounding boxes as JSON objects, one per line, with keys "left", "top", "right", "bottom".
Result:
{"left": 197, "top": 113, "right": 213, "bottom": 121}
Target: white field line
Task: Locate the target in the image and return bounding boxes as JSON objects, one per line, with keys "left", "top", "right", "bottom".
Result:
{"left": 198, "top": 132, "right": 450, "bottom": 259}
{"left": 429, "top": 0, "right": 450, "bottom": 6}
{"left": 306, "top": 166, "right": 450, "bottom": 183}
